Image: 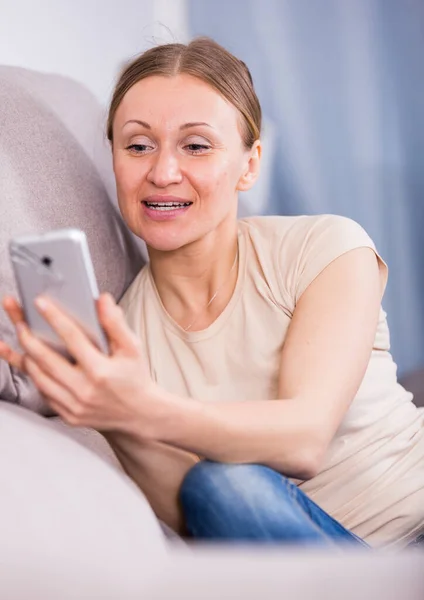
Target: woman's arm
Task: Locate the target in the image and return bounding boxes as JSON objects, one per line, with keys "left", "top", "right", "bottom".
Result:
{"left": 150, "top": 247, "right": 384, "bottom": 480}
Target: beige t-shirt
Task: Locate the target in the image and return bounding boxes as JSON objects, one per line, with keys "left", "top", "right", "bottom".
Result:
{"left": 120, "top": 215, "right": 424, "bottom": 548}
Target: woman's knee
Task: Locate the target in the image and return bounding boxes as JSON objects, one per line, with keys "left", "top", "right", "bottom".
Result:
{"left": 179, "top": 461, "right": 287, "bottom": 538}
{"left": 180, "top": 461, "right": 231, "bottom": 511}
{"left": 179, "top": 461, "right": 277, "bottom": 515}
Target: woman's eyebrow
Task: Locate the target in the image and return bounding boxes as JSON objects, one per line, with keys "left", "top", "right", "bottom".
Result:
{"left": 122, "top": 120, "right": 214, "bottom": 130}
{"left": 123, "top": 119, "right": 151, "bottom": 129}
{"left": 180, "top": 122, "right": 213, "bottom": 130}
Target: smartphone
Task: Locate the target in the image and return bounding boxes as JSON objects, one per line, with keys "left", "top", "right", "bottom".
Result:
{"left": 9, "top": 228, "right": 109, "bottom": 360}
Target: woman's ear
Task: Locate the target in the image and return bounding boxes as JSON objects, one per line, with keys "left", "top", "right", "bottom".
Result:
{"left": 237, "top": 140, "right": 262, "bottom": 192}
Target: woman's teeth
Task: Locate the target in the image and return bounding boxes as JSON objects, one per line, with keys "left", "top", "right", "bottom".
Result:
{"left": 145, "top": 202, "right": 192, "bottom": 211}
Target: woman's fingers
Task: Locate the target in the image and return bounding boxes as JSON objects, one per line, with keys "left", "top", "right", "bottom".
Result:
{"left": 1, "top": 297, "right": 27, "bottom": 372}
{"left": 97, "top": 293, "right": 140, "bottom": 355}
{"left": 2, "top": 296, "right": 25, "bottom": 325}
{"left": 33, "top": 296, "right": 104, "bottom": 370}
{"left": 24, "top": 357, "right": 81, "bottom": 424}
{"left": 0, "top": 340, "right": 26, "bottom": 372}
{"left": 17, "top": 321, "right": 84, "bottom": 393}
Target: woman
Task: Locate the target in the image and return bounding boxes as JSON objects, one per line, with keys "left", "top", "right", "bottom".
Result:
{"left": 1, "top": 37, "right": 423, "bottom": 549}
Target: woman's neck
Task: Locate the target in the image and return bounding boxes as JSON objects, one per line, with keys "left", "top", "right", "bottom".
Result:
{"left": 148, "top": 222, "right": 239, "bottom": 330}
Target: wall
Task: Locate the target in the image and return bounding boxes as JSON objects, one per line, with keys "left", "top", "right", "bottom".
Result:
{"left": 0, "top": 0, "right": 189, "bottom": 104}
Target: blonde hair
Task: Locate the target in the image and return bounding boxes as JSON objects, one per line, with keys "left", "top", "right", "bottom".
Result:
{"left": 107, "top": 37, "right": 262, "bottom": 149}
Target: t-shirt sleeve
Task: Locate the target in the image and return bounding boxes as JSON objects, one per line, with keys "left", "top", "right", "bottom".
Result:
{"left": 278, "top": 215, "right": 388, "bottom": 306}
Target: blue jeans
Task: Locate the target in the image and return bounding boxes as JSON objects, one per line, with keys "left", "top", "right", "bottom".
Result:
{"left": 179, "top": 461, "right": 368, "bottom": 547}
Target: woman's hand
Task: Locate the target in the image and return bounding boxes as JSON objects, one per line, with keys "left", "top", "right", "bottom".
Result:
{"left": 0, "top": 294, "right": 161, "bottom": 436}
{"left": 0, "top": 296, "right": 28, "bottom": 372}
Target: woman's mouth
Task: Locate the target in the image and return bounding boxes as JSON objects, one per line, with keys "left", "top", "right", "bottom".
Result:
{"left": 141, "top": 197, "right": 193, "bottom": 220}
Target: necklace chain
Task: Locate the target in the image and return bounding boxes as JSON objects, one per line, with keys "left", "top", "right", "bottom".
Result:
{"left": 183, "top": 247, "right": 239, "bottom": 332}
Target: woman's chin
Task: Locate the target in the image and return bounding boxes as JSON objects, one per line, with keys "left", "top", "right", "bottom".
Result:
{"left": 140, "top": 229, "right": 194, "bottom": 253}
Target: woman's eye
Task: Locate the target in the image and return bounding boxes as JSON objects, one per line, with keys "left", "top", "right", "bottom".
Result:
{"left": 126, "top": 144, "right": 152, "bottom": 154}
{"left": 185, "top": 143, "right": 211, "bottom": 154}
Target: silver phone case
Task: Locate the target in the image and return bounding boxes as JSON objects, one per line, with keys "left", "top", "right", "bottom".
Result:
{"left": 9, "top": 228, "right": 109, "bottom": 358}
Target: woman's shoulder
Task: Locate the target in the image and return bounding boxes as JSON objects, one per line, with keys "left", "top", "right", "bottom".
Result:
{"left": 238, "top": 213, "right": 372, "bottom": 244}
{"left": 238, "top": 213, "right": 386, "bottom": 307}
{"left": 238, "top": 214, "right": 378, "bottom": 264}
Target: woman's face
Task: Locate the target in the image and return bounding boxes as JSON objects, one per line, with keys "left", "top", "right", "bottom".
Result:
{"left": 112, "top": 73, "right": 260, "bottom": 252}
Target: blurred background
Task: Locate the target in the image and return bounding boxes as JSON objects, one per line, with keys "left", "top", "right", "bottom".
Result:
{"left": 1, "top": 0, "right": 424, "bottom": 378}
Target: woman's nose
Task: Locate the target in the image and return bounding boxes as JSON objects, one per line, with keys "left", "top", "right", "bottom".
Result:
{"left": 146, "top": 149, "right": 183, "bottom": 188}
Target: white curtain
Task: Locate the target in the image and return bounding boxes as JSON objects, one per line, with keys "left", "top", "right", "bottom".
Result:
{"left": 188, "top": 0, "right": 424, "bottom": 376}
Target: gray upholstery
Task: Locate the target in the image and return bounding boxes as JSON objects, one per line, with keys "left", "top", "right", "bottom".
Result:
{"left": 0, "top": 66, "right": 145, "bottom": 414}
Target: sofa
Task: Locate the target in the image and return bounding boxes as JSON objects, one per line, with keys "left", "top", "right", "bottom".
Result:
{"left": 0, "top": 65, "right": 423, "bottom": 599}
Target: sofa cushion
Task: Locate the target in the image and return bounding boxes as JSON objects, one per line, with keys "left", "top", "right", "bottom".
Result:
{"left": 0, "top": 66, "right": 145, "bottom": 413}
{"left": 0, "top": 403, "right": 166, "bottom": 598}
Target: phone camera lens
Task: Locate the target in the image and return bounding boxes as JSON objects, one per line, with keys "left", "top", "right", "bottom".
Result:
{"left": 41, "top": 256, "right": 52, "bottom": 267}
